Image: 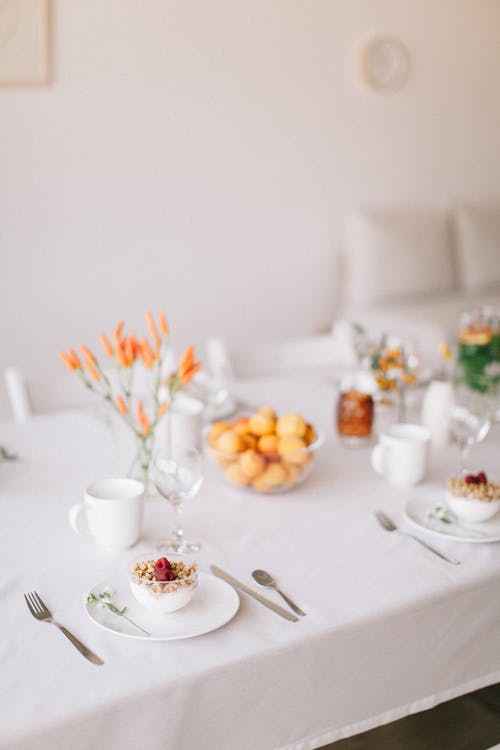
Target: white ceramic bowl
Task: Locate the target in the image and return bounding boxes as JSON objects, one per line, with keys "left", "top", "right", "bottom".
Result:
{"left": 129, "top": 553, "right": 198, "bottom": 613}
{"left": 445, "top": 492, "right": 500, "bottom": 523}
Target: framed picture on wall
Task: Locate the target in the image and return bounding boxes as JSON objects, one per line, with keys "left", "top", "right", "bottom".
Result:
{"left": 0, "top": 0, "right": 50, "bottom": 86}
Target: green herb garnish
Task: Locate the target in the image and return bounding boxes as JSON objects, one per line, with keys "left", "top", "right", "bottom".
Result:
{"left": 87, "top": 591, "right": 150, "bottom": 636}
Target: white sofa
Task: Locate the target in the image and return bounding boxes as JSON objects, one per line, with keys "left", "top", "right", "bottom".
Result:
{"left": 337, "top": 205, "right": 500, "bottom": 365}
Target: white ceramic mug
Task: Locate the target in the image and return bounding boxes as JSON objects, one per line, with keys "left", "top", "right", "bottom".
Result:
{"left": 371, "top": 424, "right": 430, "bottom": 488}
{"left": 166, "top": 394, "right": 204, "bottom": 453}
{"left": 69, "top": 478, "right": 144, "bottom": 550}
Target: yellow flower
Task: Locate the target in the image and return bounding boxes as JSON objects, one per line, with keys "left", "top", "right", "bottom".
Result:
{"left": 438, "top": 342, "right": 453, "bottom": 361}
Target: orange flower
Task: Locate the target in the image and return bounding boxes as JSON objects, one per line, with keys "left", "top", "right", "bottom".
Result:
{"left": 140, "top": 338, "right": 154, "bottom": 369}
{"left": 157, "top": 402, "right": 169, "bottom": 417}
{"left": 124, "top": 336, "right": 135, "bottom": 366}
{"left": 402, "top": 373, "right": 417, "bottom": 385}
{"left": 99, "top": 333, "right": 114, "bottom": 357}
{"left": 114, "top": 321, "right": 125, "bottom": 342}
{"left": 68, "top": 348, "right": 82, "bottom": 369}
{"left": 178, "top": 345, "right": 201, "bottom": 385}
{"left": 159, "top": 312, "right": 169, "bottom": 336}
{"left": 137, "top": 401, "right": 150, "bottom": 436}
{"left": 146, "top": 310, "right": 159, "bottom": 342}
{"left": 130, "top": 335, "right": 142, "bottom": 358}
{"left": 84, "top": 357, "right": 100, "bottom": 382}
{"left": 116, "top": 395, "right": 128, "bottom": 415}
{"left": 180, "top": 361, "right": 201, "bottom": 385}
{"left": 59, "top": 351, "right": 78, "bottom": 371}
{"left": 178, "top": 344, "right": 194, "bottom": 370}
{"left": 140, "top": 416, "right": 151, "bottom": 437}
{"left": 387, "top": 348, "right": 402, "bottom": 358}
{"left": 79, "top": 344, "right": 96, "bottom": 363}
{"left": 114, "top": 321, "right": 125, "bottom": 354}
{"left": 137, "top": 400, "right": 146, "bottom": 422}
{"left": 115, "top": 341, "right": 128, "bottom": 367}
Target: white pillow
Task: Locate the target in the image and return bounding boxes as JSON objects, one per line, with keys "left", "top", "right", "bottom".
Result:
{"left": 344, "top": 209, "right": 455, "bottom": 306}
{"left": 455, "top": 207, "right": 500, "bottom": 293}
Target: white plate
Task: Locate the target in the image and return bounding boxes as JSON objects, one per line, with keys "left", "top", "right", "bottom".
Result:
{"left": 85, "top": 572, "right": 240, "bottom": 640}
{"left": 404, "top": 496, "right": 500, "bottom": 544}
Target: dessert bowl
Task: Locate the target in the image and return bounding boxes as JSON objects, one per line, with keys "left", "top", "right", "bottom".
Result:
{"left": 206, "top": 407, "right": 323, "bottom": 494}
{"left": 446, "top": 474, "right": 500, "bottom": 523}
{"left": 129, "top": 553, "right": 198, "bottom": 613}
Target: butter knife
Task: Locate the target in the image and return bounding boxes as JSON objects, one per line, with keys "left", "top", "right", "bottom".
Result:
{"left": 210, "top": 565, "right": 299, "bottom": 622}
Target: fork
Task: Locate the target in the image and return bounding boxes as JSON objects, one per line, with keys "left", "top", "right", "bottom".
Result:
{"left": 24, "top": 591, "right": 104, "bottom": 665}
{"left": 374, "top": 510, "right": 461, "bottom": 565}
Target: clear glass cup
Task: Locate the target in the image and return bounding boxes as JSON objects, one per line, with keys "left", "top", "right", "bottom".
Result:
{"left": 152, "top": 448, "right": 204, "bottom": 553}
{"left": 449, "top": 404, "right": 490, "bottom": 474}
{"left": 456, "top": 306, "right": 500, "bottom": 422}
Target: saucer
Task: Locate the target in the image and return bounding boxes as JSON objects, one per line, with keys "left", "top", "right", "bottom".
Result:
{"left": 85, "top": 572, "right": 240, "bottom": 640}
{"left": 404, "top": 496, "right": 500, "bottom": 544}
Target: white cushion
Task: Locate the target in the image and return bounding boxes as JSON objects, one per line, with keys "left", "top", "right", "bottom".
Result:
{"left": 344, "top": 209, "right": 455, "bottom": 306}
{"left": 455, "top": 207, "right": 500, "bottom": 293}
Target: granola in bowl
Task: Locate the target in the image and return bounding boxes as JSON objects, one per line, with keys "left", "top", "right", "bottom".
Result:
{"left": 446, "top": 473, "right": 500, "bottom": 523}
{"left": 130, "top": 554, "right": 198, "bottom": 613}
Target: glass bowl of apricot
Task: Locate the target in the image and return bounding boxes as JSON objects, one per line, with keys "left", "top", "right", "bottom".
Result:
{"left": 206, "top": 406, "right": 323, "bottom": 494}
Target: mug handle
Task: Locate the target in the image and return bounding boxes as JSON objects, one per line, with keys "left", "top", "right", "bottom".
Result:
{"left": 68, "top": 503, "right": 87, "bottom": 537}
{"left": 371, "top": 443, "right": 387, "bottom": 476}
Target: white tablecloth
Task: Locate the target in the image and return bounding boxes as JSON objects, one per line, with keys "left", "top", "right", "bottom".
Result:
{"left": 1, "top": 376, "right": 500, "bottom": 750}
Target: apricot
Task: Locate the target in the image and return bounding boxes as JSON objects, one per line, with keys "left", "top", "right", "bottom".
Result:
{"left": 257, "top": 405, "right": 277, "bottom": 420}
{"left": 244, "top": 434, "right": 258, "bottom": 450}
{"left": 232, "top": 417, "right": 251, "bottom": 436}
{"left": 251, "top": 462, "right": 287, "bottom": 492}
{"left": 209, "top": 447, "right": 237, "bottom": 469}
{"left": 207, "top": 421, "right": 230, "bottom": 447}
{"left": 216, "top": 429, "right": 247, "bottom": 454}
{"left": 277, "top": 436, "right": 309, "bottom": 466}
{"left": 225, "top": 463, "right": 250, "bottom": 486}
{"left": 238, "top": 449, "right": 267, "bottom": 479}
{"left": 248, "top": 412, "right": 276, "bottom": 436}
{"left": 257, "top": 434, "right": 279, "bottom": 458}
{"left": 276, "top": 413, "right": 307, "bottom": 439}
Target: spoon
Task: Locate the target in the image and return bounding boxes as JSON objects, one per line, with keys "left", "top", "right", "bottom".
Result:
{"left": 251, "top": 569, "right": 306, "bottom": 617}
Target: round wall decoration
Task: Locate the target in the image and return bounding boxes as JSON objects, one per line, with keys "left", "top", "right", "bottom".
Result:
{"left": 358, "top": 36, "right": 410, "bottom": 92}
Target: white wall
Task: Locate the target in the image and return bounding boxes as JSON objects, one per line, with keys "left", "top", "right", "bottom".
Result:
{"left": 1, "top": 0, "right": 500, "bottom": 417}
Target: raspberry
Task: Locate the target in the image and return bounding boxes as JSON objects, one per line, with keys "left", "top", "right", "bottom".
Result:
{"left": 464, "top": 474, "right": 476, "bottom": 484}
{"left": 155, "top": 567, "right": 175, "bottom": 582}
{"left": 476, "top": 471, "right": 488, "bottom": 484}
{"left": 154, "top": 556, "right": 175, "bottom": 582}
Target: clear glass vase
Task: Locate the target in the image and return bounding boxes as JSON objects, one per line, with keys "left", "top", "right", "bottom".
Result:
{"left": 128, "top": 433, "right": 156, "bottom": 497}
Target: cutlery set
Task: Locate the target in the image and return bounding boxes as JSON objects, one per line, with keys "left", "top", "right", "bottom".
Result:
{"left": 211, "top": 566, "right": 305, "bottom": 622}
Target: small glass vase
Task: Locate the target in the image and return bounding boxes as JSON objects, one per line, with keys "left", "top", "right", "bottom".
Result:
{"left": 128, "top": 433, "right": 156, "bottom": 498}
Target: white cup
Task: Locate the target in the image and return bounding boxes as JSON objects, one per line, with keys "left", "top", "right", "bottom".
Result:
{"left": 69, "top": 478, "right": 144, "bottom": 550}
{"left": 371, "top": 424, "right": 430, "bottom": 488}
{"left": 166, "top": 394, "right": 204, "bottom": 453}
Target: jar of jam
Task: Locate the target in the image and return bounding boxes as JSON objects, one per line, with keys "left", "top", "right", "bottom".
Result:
{"left": 336, "top": 389, "right": 374, "bottom": 445}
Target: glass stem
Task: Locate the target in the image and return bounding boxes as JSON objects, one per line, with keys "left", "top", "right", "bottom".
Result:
{"left": 460, "top": 444, "right": 469, "bottom": 474}
{"left": 170, "top": 503, "right": 184, "bottom": 539}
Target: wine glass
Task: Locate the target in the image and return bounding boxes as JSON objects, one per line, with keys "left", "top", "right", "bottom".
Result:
{"left": 449, "top": 404, "right": 490, "bottom": 473}
{"left": 152, "top": 448, "right": 204, "bottom": 553}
